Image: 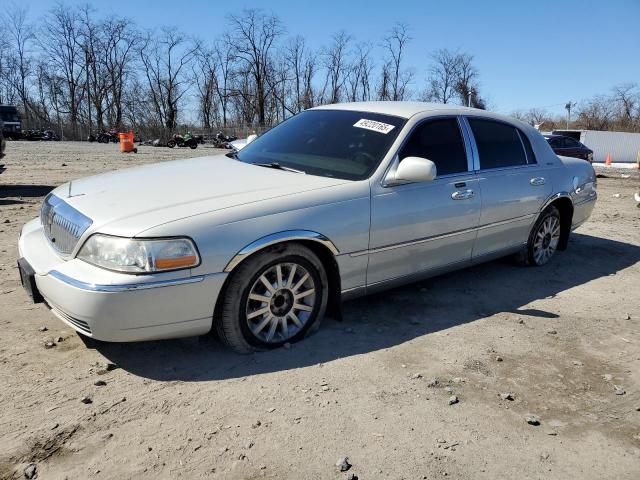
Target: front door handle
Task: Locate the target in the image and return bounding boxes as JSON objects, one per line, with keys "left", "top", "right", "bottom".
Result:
{"left": 530, "top": 177, "right": 546, "bottom": 186}
{"left": 451, "top": 189, "right": 475, "bottom": 200}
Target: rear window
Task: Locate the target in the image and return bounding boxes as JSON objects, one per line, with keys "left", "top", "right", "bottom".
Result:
{"left": 468, "top": 119, "right": 527, "bottom": 169}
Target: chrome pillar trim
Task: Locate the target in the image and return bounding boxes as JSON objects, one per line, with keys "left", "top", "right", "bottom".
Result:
{"left": 223, "top": 230, "right": 340, "bottom": 273}
{"left": 459, "top": 116, "right": 480, "bottom": 171}
{"left": 458, "top": 116, "right": 476, "bottom": 173}
{"left": 48, "top": 270, "right": 205, "bottom": 292}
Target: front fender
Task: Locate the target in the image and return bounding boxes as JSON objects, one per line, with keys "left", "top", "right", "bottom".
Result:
{"left": 223, "top": 230, "right": 339, "bottom": 272}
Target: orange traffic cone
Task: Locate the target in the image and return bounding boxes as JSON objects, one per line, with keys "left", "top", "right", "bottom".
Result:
{"left": 605, "top": 153, "right": 612, "bottom": 166}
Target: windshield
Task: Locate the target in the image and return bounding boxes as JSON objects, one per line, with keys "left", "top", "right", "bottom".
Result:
{"left": 236, "top": 110, "right": 406, "bottom": 180}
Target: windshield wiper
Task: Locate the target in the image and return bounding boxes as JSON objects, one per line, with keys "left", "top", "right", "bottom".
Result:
{"left": 253, "top": 162, "right": 305, "bottom": 174}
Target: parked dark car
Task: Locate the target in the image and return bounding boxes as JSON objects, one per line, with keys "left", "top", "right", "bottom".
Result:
{"left": 0, "top": 105, "right": 21, "bottom": 139}
{"left": 544, "top": 134, "right": 593, "bottom": 163}
{"left": 0, "top": 120, "right": 5, "bottom": 173}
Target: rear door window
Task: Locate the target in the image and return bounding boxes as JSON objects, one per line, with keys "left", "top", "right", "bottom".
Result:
{"left": 399, "top": 118, "right": 468, "bottom": 176}
{"left": 564, "top": 137, "right": 581, "bottom": 148}
{"left": 468, "top": 119, "right": 527, "bottom": 169}
{"left": 519, "top": 131, "right": 537, "bottom": 164}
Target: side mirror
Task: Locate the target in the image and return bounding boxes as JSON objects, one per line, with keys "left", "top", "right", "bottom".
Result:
{"left": 394, "top": 156, "right": 437, "bottom": 183}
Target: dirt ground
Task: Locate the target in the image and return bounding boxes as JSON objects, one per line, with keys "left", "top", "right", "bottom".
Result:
{"left": 1, "top": 141, "right": 639, "bottom": 480}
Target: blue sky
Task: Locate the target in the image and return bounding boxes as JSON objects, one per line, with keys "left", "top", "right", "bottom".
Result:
{"left": 25, "top": 0, "right": 640, "bottom": 116}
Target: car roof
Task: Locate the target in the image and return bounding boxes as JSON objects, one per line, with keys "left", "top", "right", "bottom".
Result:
{"left": 310, "top": 101, "right": 485, "bottom": 119}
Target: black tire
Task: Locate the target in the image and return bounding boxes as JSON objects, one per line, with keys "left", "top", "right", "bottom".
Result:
{"left": 516, "top": 205, "right": 561, "bottom": 266}
{"left": 215, "top": 243, "right": 329, "bottom": 354}
{"left": 189, "top": 142, "right": 197, "bottom": 149}
{"left": 167, "top": 140, "right": 176, "bottom": 148}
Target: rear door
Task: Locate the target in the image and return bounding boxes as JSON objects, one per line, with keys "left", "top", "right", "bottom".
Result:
{"left": 367, "top": 116, "right": 481, "bottom": 285}
{"left": 464, "top": 117, "right": 552, "bottom": 258}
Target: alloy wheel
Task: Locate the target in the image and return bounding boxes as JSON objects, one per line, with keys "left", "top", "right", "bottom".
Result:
{"left": 245, "top": 262, "right": 316, "bottom": 343}
{"left": 533, "top": 215, "right": 560, "bottom": 265}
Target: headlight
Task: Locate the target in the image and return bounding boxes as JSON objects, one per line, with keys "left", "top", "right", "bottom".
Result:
{"left": 77, "top": 234, "right": 200, "bottom": 273}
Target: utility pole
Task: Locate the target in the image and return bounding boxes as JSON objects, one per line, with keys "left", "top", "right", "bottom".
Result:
{"left": 565, "top": 101, "right": 576, "bottom": 129}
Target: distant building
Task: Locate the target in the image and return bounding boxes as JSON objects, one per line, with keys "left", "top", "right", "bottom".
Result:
{"left": 551, "top": 129, "right": 640, "bottom": 164}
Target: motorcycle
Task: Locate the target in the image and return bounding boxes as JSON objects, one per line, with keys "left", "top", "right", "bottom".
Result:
{"left": 40, "top": 129, "right": 59, "bottom": 141}
{"left": 213, "top": 131, "right": 238, "bottom": 149}
{"left": 89, "top": 129, "right": 119, "bottom": 143}
{"left": 167, "top": 132, "right": 198, "bottom": 149}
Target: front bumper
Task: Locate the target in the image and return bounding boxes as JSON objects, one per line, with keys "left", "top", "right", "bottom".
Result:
{"left": 18, "top": 218, "right": 228, "bottom": 342}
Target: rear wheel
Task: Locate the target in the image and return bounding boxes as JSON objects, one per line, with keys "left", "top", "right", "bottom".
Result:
{"left": 216, "top": 244, "right": 328, "bottom": 353}
{"left": 521, "top": 206, "right": 561, "bottom": 266}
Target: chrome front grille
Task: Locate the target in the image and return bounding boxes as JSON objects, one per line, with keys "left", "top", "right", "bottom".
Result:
{"left": 41, "top": 194, "right": 93, "bottom": 256}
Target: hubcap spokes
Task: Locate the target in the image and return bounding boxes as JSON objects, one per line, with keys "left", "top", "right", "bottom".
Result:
{"left": 246, "top": 262, "right": 316, "bottom": 343}
{"left": 533, "top": 216, "right": 560, "bottom": 265}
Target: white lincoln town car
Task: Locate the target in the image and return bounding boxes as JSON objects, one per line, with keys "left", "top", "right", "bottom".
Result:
{"left": 18, "top": 102, "right": 597, "bottom": 353}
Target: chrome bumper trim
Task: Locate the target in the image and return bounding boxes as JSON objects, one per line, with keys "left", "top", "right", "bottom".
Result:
{"left": 48, "top": 270, "right": 205, "bottom": 292}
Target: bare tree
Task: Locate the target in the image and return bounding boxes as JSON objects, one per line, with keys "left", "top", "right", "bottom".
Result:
{"left": 301, "top": 50, "right": 317, "bottom": 109}
{"left": 227, "top": 9, "right": 284, "bottom": 127}
{"left": 285, "top": 36, "right": 308, "bottom": 113}
{"left": 611, "top": 83, "right": 639, "bottom": 130}
{"left": 382, "top": 22, "right": 413, "bottom": 101}
{"left": 322, "top": 31, "right": 351, "bottom": 104}
{"left": 425, "top": 48, "right": 460, "bottom": 104}
{"left": 376, "top": 63, "right": 391, "bottom": 101}
{"left": 40, "top": 5, "right": 85, "bottom": 138}
{"left": 576, "top": 95, "right": 616, "bottom": 130}
{"left": 102, "top": 17, "right": 138, "bottom": 129}
{"left": 3, "top": 7, "right": 35, "bottom": 119}
{"left": 193, "top": 45, "right": 219, "bottom": 129}
{"left": 139, "top": 27, "right": 199, "bottom": 134}
{"left": 210, "top": 37, "right": 236, "bottom": 128}
{"left": 347, "top": 43, "right": 374, "bottom": 102}
{"left": 453, "top": 52, "right": 478, "bottom": 106}
{"left": 424, "top": 48, "right": 485, "bottom": 108}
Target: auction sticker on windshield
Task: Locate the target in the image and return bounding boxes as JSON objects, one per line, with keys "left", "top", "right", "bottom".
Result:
{"left": 353, "top": 118, "right": 396, "bottom": 134}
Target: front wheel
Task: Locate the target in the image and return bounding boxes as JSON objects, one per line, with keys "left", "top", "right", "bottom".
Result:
{"left": 523, "top": 206, "right": 561, "bottom": 266}
{"left": 167, "top": 139, "right": 176, "bottom": 148}
{"left": 189, "top": 141, "right": 197, "bottom": 149}
{"left": 216, "top": 244, "right": 329, "bottom": 353}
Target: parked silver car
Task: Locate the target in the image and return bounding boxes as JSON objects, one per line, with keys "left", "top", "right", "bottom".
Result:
{"left": 18, "top": 102, "right": 597, "bottom": 352}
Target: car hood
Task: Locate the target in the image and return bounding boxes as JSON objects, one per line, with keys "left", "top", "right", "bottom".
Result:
{"left": 52, "top": 154, "right": 350, "bottom": 236}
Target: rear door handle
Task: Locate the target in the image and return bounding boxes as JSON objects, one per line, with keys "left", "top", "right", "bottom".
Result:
{"left": 530, "top": 177, "right": 546, "bottom": 186}
{"left": 451, "top": 189, "right": 475, "bottom": 200}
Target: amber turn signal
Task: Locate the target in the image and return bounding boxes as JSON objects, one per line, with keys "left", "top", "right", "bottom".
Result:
{"left": 155, "top": 255, "right": 198, "bottom": 270}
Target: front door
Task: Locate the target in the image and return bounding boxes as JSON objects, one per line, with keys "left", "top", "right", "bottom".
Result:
{"left": 367, "top": 117, "right": 481, "bottom": 286}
